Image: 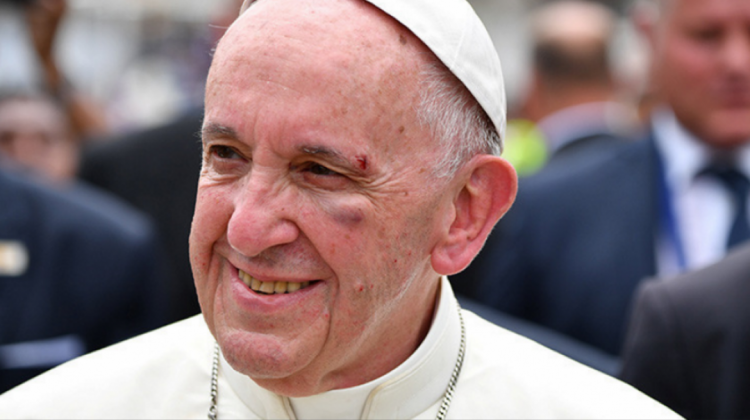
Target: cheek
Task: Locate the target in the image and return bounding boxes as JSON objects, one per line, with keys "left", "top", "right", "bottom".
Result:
{"left": 190, "top": 185, "right": 233, "bottom": 278}
{"left": 662, "top": 39, "right": 713, "bottom": 87}
{"left": 330, "top": 205, "right": 364, "bottom": 225}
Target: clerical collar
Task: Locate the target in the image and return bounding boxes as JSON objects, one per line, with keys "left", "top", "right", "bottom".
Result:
{"left": 220, "top": 276, "right": 462, "bottom": 419}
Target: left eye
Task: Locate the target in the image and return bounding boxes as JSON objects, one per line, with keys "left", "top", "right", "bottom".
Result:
{"left": 305, "top": 163, "right": 339, "bottom": 176}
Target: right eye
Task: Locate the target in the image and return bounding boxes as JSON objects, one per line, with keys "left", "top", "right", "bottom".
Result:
{"left": 209, "top": 145, "right": 242, "bottom": 160}
{"left": 203, "top": 144, "right": 249, "bottom": 176}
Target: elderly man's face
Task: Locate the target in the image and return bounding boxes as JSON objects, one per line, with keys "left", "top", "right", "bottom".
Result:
{"left": 190, "top": 0, "right": 454, "bottom": 396}
{"left": 652, "top": 0, "right": 750, "bottom": 148}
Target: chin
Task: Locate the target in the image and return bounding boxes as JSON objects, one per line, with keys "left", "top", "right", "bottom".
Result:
{"left": 217, "top": 322, "right": 320, "bottom": 382}
{"left": 222, "top": 336, "right": 322, "bottom": 397}
{"left": 694, "top": 112, "right": 750, "bottom": 150}
{"left": 707, "top": 127, "right": 750, "bottom": 149}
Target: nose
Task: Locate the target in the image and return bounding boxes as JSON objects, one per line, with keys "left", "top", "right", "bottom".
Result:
{"left": 226, "top": 173, "right": 301, "bottom": 258}
{"left": 720, "top": 29, "right": 750, "bottom": 76}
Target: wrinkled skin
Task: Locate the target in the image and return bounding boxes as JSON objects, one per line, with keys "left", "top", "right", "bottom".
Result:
{"left": 190, "top": 0, "right": 468, "bottom": 397}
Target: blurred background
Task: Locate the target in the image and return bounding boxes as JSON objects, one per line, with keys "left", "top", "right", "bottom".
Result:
{"left": 0, "top": 0, "right": 644, "bottom": 136}
{"left": 0, "top": 0, "right": 239, "bottom": 133}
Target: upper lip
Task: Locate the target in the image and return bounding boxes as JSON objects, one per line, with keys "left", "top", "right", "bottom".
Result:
{"left": 216, "top": 238, "right": 327, "bottom": 283}
{"left": 228, "top": 256, "right": 322, "bottom": 284}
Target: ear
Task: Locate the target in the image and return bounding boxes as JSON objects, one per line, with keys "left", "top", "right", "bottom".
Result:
{"left": 431, "top": 155, "right": 517, "bottom": 275}
{"left": 632, "top": 1, "right": 660, "bottom": 52}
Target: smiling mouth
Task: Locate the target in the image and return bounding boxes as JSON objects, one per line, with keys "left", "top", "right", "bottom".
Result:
{"left": 238, "top": 269, "right": 315, "bottom": 295}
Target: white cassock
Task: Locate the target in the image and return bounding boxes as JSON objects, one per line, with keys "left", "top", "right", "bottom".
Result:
{"left": 0, "top": 278, "right": 679, "bottom": 419}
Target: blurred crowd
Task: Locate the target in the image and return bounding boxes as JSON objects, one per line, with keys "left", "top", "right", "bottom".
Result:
{"left": 1, "top": 0, "right": 749, "bottom": 418}
{"left": 0, "top": 0, "right": 236, "bottom": 392}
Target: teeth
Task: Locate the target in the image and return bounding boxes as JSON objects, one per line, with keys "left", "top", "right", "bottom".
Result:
{"left": 274, "top": 281, "right": 287, "bottom": 293}
{"left": 238, "top": 269, "right": 313, "bottom": 295}
{"left": 259, "top": 281, "right": 275, "bottom": 294}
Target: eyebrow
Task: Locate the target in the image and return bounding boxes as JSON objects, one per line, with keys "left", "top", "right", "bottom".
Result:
{"left": 202, "top": 123, "right": 239, "bottom": 141}
{"left": 200, "top": 123, "right": 369, "bottom": 174}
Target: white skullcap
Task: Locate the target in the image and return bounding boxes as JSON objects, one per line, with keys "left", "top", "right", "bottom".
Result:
{"left": 239, "top": 0, "right": 506, "bottom": 140}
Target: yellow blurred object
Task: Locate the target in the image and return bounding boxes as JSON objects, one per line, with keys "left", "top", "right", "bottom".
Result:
{"left": 502, "top": 119, "right": 547, "bottom": 177}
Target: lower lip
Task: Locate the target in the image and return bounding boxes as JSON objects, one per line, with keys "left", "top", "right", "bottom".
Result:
{"left": 228, "top": 266, "right": 322, "bottom": 313}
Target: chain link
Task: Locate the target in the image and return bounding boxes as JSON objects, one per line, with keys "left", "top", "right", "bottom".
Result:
{"left": 208, "top": 342, "right": 220, "bottom": 420}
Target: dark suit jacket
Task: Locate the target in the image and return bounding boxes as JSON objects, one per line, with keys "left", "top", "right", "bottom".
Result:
{"left": 550, "top": 132, "right": 632, "bottom": 168}
{"left": 79, "top": 110, "right": 204, "bottom": 322}
{"left": 620, "top": 243, "right": 750, "bottom": 420}
{"left": 451, "top": 136, "right": 659, "bottom": 356}
{"left": 0, "top": 169, "right": 166, "bottom": 393}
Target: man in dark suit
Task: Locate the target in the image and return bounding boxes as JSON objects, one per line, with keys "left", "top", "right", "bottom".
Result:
{"left": 0, "top": 167, "right": 167, "bottom": 393}
{"left": 451, "top": 0, "right": 750, "bottom": 357}
{"left": 452, "top": 137, "right": 659, "bottom": 356}
{"left": 509, "top": 0, "right": 638, "bottom": 178}
{"left": 620, "top": 242, "right": 750, "bottom": 419}
{"left": 79, "top": 109, "right": 204, "bottom": 322}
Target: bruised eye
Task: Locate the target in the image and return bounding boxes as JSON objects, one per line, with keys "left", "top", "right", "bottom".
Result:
{"left": 294, "top": 161, "right": 350, "bottom": 190}
{"left": 305, "top": 163, "right": 339, "bottom": 176}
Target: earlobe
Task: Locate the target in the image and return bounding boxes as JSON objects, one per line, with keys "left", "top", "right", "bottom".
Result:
{"left": 431, "top": 155, "right": 517, "bottom": 275}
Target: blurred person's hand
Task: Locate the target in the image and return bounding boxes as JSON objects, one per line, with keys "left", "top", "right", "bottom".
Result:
{"left": 22, "top": 0, "right": 108, "bottom": 142}
{"left": 25, "top": 0, "right": 67, "bottom": 89}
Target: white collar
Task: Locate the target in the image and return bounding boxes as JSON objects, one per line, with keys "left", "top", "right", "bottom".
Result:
{"left": 651, "top": 107, "right": 750, "bottom": 193}
{"left": 220, "top": 276, "right": 461, "bottom": 419}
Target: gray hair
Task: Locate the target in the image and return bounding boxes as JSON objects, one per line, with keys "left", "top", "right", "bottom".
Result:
{"left": 417, "top": 59, "right": 502, "bottom": 179}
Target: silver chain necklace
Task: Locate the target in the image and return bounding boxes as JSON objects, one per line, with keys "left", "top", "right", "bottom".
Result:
{"left": 208, "top": 301, "right": 466, "bottom": 420}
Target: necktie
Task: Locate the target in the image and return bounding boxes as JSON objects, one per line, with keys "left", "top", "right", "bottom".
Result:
{"left": 702, "top": 163, "right": 750, "bottom": 250}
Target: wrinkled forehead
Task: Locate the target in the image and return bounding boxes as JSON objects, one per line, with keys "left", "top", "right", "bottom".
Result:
{"left": 237, "top": 0, "right": 506, "bottom": 139}
{"left": 229, "top": 0, "right": 426, "bottom": 62}
{"left": 215, "top": 0, "right": 427, "bottom": 106}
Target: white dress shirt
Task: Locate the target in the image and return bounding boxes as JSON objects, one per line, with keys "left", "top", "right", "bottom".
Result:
{"left": 652, "top": 108, "right": 750, "bottom": 277}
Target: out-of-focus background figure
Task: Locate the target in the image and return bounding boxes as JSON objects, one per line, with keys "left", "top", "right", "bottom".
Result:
{"left": 0, "top": 0, "right": 106, "bottom": 184}
{"left": 618, "top": 0, "right": 750, "bottom": 418}
{"left": 2, "top": 0, "right": 240, "bottom": 325}
{"left": 510, "top": 0, "right": 640, "bottom": 174}
{"left": 0, "top": 165, "right": 167, "bottom": 393}
{"left": 620, "top": 242, "right": 750, "bottom": 420}
{"left": 0, "top": 0, "right": 237, "bottom": 392}
{"left": 0, "top": 92, "right": 78, "bottom": 183}
{"left": 452, "top": 0, "right": 750, "bottom": 377}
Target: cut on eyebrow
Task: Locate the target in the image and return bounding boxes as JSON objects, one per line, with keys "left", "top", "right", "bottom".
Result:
{"left": 202, "top": 123, "right": 239, "bottom": 140}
